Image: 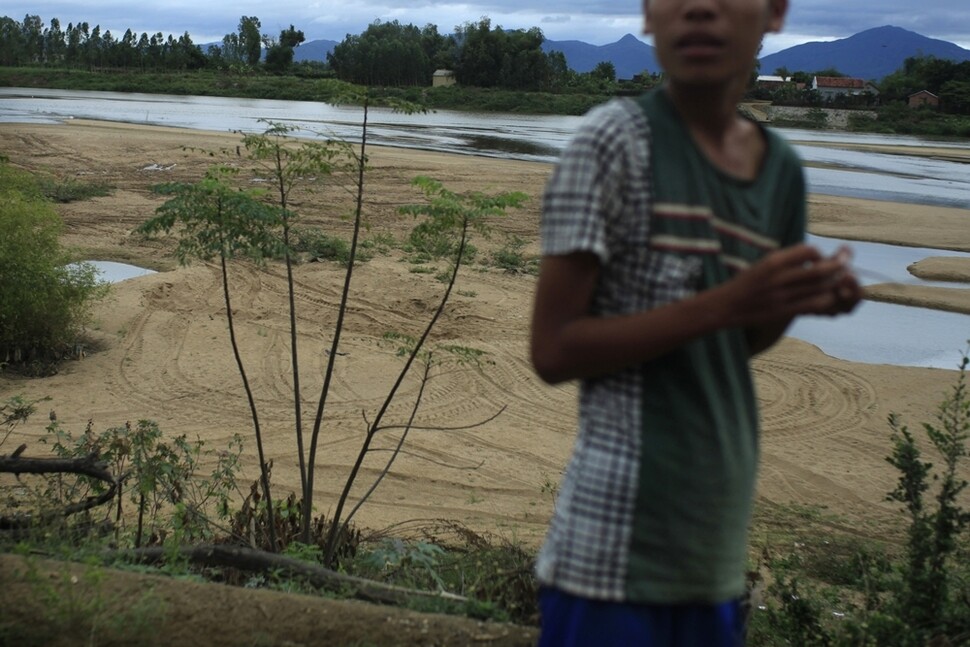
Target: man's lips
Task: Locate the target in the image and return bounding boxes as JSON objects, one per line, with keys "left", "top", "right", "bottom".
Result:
{"left": 675, "top": 32, "right": 726, "bottom": 55}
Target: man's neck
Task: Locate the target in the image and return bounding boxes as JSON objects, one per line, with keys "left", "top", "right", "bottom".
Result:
{"left": 662, "top": 79, "right": 765, "bottom": 181}
{"left": 663, "top": 79, "right": 746, "bottom": 138}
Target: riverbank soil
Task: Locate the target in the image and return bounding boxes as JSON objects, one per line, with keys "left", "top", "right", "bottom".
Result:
{"left": 1, "top": 121, "right": 969, "bottom": 645}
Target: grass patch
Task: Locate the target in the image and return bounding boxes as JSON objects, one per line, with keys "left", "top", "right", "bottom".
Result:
{"left": 489, "top": 235, "right": 539, "bottom": 275}
{"left": 1, "top": 555, "right": 166, "bottom": 647}
{"left": 290, "top": 227, "right": 372, "bottom": 265}
{"left": 38, "top": 176, "right": 114, "bottom": 203}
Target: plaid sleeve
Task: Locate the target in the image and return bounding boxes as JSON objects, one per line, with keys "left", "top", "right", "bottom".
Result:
{"left": 541, "top": 99, "right": 650, "bottom": 265}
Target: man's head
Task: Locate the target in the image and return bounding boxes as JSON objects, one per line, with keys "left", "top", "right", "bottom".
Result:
{"left": 643, "top": 0, "right": 788, "bottom": 87}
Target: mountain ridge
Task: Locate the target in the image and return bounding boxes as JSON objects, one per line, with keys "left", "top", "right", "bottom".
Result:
{"left": 759, "top": 26, "right": 970, "bottom": 80}
{"left": 290, "top": 25, "right": 970, "bottom": 82}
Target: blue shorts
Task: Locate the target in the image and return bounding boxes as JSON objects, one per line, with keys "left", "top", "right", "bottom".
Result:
{"left": 538, "top": 587, "right": 745, "bottom": 647}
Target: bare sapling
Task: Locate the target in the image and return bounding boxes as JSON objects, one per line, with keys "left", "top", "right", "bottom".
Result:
{"left": 137, "top": 166, "right": 284, "bottom": 550}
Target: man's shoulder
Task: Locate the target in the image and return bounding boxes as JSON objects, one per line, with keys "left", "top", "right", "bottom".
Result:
{"left": 578, "top": 97, "right": 650, "bottom": 138}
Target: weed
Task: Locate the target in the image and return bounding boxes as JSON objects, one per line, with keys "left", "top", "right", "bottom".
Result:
{"left": 360, "top": 232, "right": 396, "bottom": 255}
{"left": 33, "top": 419, "right": 245, "bottom": 548}
{"left": 347, "top": 526, "right": 538, "bottom": 624}
{"left": 291, "top": 227, "right": 372, "bottom": 265}
{"left": 38, "top": 176, "right": 114, "bottom": 203}
{"left": 490, "top": 235, "right": 539, "bottom": 275}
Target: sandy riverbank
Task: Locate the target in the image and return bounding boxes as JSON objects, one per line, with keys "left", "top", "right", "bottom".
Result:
{"left": 1, "top": 119, "right": 968, "bottom": 543}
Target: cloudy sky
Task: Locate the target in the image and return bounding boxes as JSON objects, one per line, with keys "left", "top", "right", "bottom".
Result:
{"left": 10, "top": 1, "right": 970, "bottom": 55}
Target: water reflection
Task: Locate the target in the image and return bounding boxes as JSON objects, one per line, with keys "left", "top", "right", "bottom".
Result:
{"left": 89, "top": 261, "right": 155, "bottom": 283}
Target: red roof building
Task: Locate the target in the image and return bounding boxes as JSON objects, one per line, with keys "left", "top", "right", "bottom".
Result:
{"left": 812, "top": 76, "right": 879, "bottom": 100}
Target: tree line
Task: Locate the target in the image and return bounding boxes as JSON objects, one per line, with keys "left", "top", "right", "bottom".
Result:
{"left": 0, "top": 14, "right": 622, "bottom": 93}
{"left": 0, "top": 15, "right": 304, "bottom": 73}
{"left": 2, "top": 13, "right": 967, "bottom": 113}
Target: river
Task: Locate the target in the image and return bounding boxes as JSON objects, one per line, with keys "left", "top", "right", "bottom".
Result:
{"left": 1, "top": 87, "right": 968, "bottom": 368}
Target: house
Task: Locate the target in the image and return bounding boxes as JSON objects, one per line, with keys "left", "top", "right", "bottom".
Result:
{"left": 432, "top": 69, "right": 456, "bottom": 88}
{"left": 756, "top": 74, "right": 791, "bottom": 89}
{"left": 908, "top": 90, "right": 939, "bottom": 108}
{"left": 812, "top": 76, "right": 879, "bottom": 100}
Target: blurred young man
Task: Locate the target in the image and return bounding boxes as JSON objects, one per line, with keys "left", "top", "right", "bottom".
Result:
{"left": 530, "top": 1, "right": 862, "bottom": 644}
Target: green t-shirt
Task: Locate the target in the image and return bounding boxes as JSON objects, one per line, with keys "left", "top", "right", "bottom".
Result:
{"left": 626, "top": 89, "right": 805, "bottom": 601}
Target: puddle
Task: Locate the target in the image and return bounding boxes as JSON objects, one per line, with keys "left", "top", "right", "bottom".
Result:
{"left": 85, "top": 261, "right": 156, "bottom": 283}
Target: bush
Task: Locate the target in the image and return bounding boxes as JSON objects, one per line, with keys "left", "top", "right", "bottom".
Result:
{"left": 0, "top": 161, "right": 108, "bottom": 369}
{"left": 490, "top": 235, "right": 539, "bottom": 275}
{"left": 37, "top": 176, "right": 113, "bottom": 203}
{"left": 291, "top": 227, "right": 371, "bottom": 265}
{"left": 751, "top": 349, "right": 970, "bottom": 646}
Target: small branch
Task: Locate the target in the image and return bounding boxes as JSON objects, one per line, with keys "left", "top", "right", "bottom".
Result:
{"left": 0, "top": 453, "right": 112, "bottom": 480}
{"left": 107, "top": 544, "right": 468, "bottom": 606}
{"left": 343, "top": 359, "right": 432, "bottom": 529}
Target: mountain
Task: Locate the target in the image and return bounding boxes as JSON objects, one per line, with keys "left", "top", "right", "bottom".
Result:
{"left": 759, "top": 26, "right": 970, "bottom": 80}
{"left": 541, "top": 33, "right": 660, "bottom": 78}
{"left": 293, "top": 39, "right": 338, "bottom": 63}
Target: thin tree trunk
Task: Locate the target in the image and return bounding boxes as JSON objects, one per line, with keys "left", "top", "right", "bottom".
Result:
{"left": 220, "top": 253, "right": 277, "bottom": 552}
{"left": 304, "top": 99, "right": 371, "bottom": 543}
{"left": 283, "top": 216, "right": 307, "bottom": 497}
{"left": 323, "top": 218, "right": 469, "bottom": 563}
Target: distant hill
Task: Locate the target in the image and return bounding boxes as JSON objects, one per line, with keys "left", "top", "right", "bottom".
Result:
{"left": 293, "top": 39, "right": 338, "bottom": 63}
{"left": 290, "top": 26, "right": 970, "bottom": 82}
{"left": 541, "top": 34, "right": 660, "bottom": 78}
{"left": 759, "top": 26, "right": 970, "bottom": 80}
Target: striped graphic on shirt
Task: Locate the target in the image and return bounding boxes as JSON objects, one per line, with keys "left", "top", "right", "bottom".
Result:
{"left": 652, "top": 202, "right": 780, "bottom": 271}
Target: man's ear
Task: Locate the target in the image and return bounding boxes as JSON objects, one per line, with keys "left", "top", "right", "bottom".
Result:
{"left": 766, "top": 0, "right": 789, "bottom": 34}
{"left": 642, "top": 0, "right": 653, "bottom": 35}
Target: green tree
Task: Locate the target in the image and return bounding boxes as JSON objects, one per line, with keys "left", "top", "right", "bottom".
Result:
{"left": 453, "top": 18, "right": 551, "bottom": 90}
{"left": 321, "top": 170, "right": 528, "bottom": 562}
{"left": 43, "top": 17, "right": 65, "bottom": 65}
{"left": 238, "top": 122, "right": 354, "bottom": 529}
{"left": 0, "top": 161, "right": 107, "bottom": 367}
{"left": 885, "top": 351, "right": 970, "bottom": 640}
{"left": 453, "top": 18, "right": 501, "bottom": 87}
{"left": 21, "top": 14, "right": 43, "bottom": 64}
{"left": 219, "top": 32, "right": 244, "bottom": 67}
{"left": 264, "top": 24, "right": 304, "bottom": 73}
{"left": 940, "top": 80, "right": 970, "bottom": 115}
{"left": 328, "top": 19, "right": 443, "bottom": 86}
{"left": 591, "top": 61, "right": 616, "bottom": 82}
{"left": 238, "top": 16, "right": 262, "bottom": 67}
{"left": 0, "top": 16, "right": 27, "bottom": 65}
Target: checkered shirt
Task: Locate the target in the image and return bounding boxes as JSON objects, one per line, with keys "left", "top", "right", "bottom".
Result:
{"left": 536, "top": 97, "right": 671, "bottom": 600}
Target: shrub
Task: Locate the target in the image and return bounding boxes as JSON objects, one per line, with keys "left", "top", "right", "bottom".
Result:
{"left": 0, "top": 161, "right": 108, "bottom": 370}
{"left": 751, "top": 349, "right": 970, "bottom": 646}
{"left": 37, "top": 177, "right": 113, "bottom": 203}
